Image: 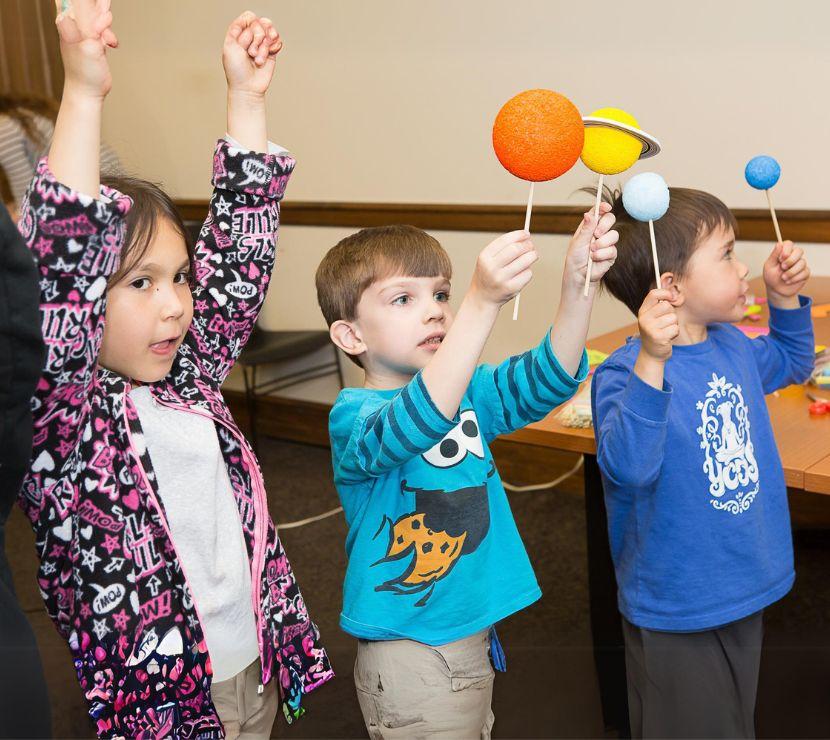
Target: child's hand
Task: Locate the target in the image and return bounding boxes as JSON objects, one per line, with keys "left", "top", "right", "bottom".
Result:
{"left": 55, "top": 0, "right": 118, "bottom": 100}
{"left": 637, "top": 289, "right": 679, "bottom": 362}
{"left": 763, "top": 241, "right": 810, "bottom": 303}
{"left": 564, "top": 203, "right": 618, "bottom": 293}
{"left": 223, "top": 12, "right": 283, "bottom": 98}
{"left": 470, "top": 230, "right": 538, "bottom": 308}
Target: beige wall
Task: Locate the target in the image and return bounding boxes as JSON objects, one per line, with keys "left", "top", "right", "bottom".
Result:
{"left": 103, "top": 0, "right": 830, "bottom": 400}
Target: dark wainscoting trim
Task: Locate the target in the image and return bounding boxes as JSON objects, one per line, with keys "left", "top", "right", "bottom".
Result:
{"left": 177, "top": 200, "right": 830, "bottom": 243}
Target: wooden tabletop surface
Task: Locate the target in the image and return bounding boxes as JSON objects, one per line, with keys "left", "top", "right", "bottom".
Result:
{"left": 508, "top": 277, "right": 830, "bottom": 492}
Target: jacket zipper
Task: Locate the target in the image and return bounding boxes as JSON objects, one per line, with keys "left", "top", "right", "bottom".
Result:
{"left": 150, "top": 394, "right": 270, "bottom": 687}
{"left": 120, "top": 390, "right": 214, "bottom": 668}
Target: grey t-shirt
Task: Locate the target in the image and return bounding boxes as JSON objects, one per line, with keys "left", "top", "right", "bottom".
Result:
{"left": 130, "top": 386, "right": 259, "bottom": 682}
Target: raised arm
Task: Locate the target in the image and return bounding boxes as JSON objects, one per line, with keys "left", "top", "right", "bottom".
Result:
{"left": 49, "top": 0, "right": 118, "bottom": 196}
{"left": 419, "top": 230, "right": 538, "bottom": 419}
{"left": 186, "top": 13, "right": 293, "bottom": 385}
{"left": 748, "top": 240, "right": 815, "bottom": 392}
{"left": 224, "top": 11, "right": 282, "bottom": 151}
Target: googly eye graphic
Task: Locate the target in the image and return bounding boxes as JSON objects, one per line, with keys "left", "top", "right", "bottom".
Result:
{"left": 459, "top": 410, "right": 484, "bottom": 459}
{"left": 422, "top": 410, "right": 485, "bottom": 468}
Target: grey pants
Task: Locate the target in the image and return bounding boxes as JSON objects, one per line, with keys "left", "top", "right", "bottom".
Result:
{"left": 623, "top": 610, "right": 764, "bottom": 739}
{"left": 354, "top": 630, "right": 495, "bottom": 739}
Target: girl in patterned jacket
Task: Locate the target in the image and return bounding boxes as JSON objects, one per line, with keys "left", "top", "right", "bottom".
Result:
{"left": 17, "top": 2, "right": 332, "bottom": 737}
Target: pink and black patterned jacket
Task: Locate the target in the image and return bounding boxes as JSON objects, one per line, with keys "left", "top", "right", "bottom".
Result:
{"left": 17, "top": 140, "right": 333, "bottom": 738}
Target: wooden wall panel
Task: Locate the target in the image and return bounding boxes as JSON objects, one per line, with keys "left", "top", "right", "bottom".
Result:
{"left": 0, "top": 0, "right": 63, "bottom": 99}
{"left": 177, "top": 200, "right": 830, "bottom": 244}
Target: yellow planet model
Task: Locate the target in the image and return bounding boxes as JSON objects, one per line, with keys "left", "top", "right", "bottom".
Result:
{"left": 581, "top": 107, "right": 661, "bottom": 176}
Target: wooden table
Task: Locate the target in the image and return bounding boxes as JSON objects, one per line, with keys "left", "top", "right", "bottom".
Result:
{"left": 507, "top": 277, "right": 830, "bottom": 735}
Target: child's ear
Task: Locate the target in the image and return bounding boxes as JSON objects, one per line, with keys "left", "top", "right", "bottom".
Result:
{"left": 329, "top": 320, "right": 366, "bottom": 360}
{"left": 660, "top": 272, "right": 685, "bottom": 307}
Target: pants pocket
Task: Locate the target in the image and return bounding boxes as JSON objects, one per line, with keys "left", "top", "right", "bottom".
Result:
{"left": 432, "top": 631, "right": 494, "bottom": 692}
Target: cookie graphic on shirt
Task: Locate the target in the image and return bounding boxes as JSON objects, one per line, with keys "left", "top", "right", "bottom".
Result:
{"left": 372, "top": 410, "right": 492, "bottom": 607}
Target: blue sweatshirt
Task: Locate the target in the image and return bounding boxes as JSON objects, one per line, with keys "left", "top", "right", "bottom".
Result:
{"left": 591, "top": 297, "right": 815, "bottom": 632}
{"left": 330, "top": 333, "right": 588, "bottom": 645}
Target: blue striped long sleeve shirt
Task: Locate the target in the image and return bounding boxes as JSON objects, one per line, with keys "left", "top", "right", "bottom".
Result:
{"left": 329, "top": 332, "right": 588, "bottom": 644}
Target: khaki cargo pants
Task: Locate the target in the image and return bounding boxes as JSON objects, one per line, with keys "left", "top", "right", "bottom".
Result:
{"left": 354, "top": 630, "right": 495, "bottom": 739}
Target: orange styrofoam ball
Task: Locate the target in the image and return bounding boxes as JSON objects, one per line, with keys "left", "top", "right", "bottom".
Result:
{"left": 492, "top": 89, "right": 584, "bottom": 182}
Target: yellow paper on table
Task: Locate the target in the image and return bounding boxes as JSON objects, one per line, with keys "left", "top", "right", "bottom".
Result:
{"left": 587, "top": 349, "right": 609, "bottom": 366}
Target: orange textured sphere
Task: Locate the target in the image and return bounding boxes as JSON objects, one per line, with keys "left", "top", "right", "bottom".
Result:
{"left": 492, "top": 89, "right": 584, "bottom": 182}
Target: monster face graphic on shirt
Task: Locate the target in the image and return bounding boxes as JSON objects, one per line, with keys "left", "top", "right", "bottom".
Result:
{"left": 372, "top": 410, "right": 493, "bottom": 607}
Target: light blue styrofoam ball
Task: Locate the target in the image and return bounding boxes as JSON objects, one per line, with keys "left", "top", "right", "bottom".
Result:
{"left": 744, "top": 155, "right": 781, "bottom": 190}
{"left": 622, "top": 172, "right": 670, "bottom": 222}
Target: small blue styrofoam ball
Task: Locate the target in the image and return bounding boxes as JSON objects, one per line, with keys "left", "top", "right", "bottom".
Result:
{"left": 744, "top": 155, "right": 781, "bottom": 190}
{"left": 622, "top": 172, "right": 670, "bottom": 222}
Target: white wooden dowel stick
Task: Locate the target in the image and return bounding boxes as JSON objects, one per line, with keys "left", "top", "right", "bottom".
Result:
{"left": 512, "top": 181, "right": 535, "bottom": 321}
{"left": 766, "top": 189, "right": 783, "bottom": 243}
{"left": 583, "top": 173, "right": 604, "bottom": 297}
{"left": 649, "top": 219, "right": 661, "bottom": 289}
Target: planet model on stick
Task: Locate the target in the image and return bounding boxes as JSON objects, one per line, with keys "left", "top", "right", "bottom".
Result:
{"left": 492, "top": 89, "right": 584, "bottom": 319}
{"left": 580, "top": 108, "right": 661, "bottom": 294}
{"left": 745, "top": 155, "right": 783, "bottom": 242}
{"left": 622, "top": 172, "right": 670, "bottom": 289}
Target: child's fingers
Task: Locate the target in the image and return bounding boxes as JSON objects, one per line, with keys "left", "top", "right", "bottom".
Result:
{"left": 777, "top": 240, "right": 794, "bottom": 262}
{"left": 506, "top": 267, "right": 534, "bottom": 295}
{"left": 486, "top": 230, "right": 530, "bottom": 258}
{"left": 590, "top": 245, "right": 617, "bottom": 264}
{"left": 493, "top": 239, "right": 535, "bottom": 269}
{"left": 502, "top": 247, "right": 539, "bottom": 277}
{"left": 654, "top": 312, "right": 678, "bottom": 330}
{"left": 783, "top": 256, "right": 806, "bottom": 276}
{"left": 641, "top": 289, "right": 673, "bottom": 312}
{"left": 259, "top": 19, "right": 283, "bottom": 56}
{"left": 780, "top": 247, "right": 803, "bottom": 271}
{"left": 592, "top": 229, "right": 618, "bottom": 251}
{"left": 650, "top": 300, "right": 675, "bottom": 319}
{"left": 228, "top": 10, "right": 255, "bottom": 40}
{"left": 236, "top": 25, "right": 254, "bottom": 51}
{"left": 247, "top": 21, "right": 267, "bottom": 59}
{"left": 594, "top": 210, "right": 616, "bottom": 237}
{"left": 783, "top": 262, "right": 809, "bottom": 284}
{"left": 101, "top": 26, "right": 118, "bottom": 48}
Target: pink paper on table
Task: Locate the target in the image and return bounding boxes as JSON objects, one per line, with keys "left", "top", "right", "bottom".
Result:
{"left": 736, "top": 324, "right": 770, "bottom": 339}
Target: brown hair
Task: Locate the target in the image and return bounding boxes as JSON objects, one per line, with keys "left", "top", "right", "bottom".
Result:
{"left": 600, "top": 185, "right": 737, "bottom": 315}
{"left": 101, "top": 175, "right": 194, "bottom": 287}
{"left": 0, "top": 163, "right": 12, "bottom": 207}
{"left": 315, "top": 224, "right": 452, "bottom": 366}
{"left": 0, "top": 94, "right": 59, "bottom": 151}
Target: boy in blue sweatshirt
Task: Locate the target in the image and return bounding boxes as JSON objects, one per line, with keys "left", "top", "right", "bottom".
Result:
{"left": 591, "top": 187, "right": 814, "bottom": 738}
{"left": 315, "top": 211, "right": 618, "bottom": 738}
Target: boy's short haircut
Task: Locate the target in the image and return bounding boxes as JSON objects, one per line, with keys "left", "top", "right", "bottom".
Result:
{"left": 316, "top": 225, "right": 452, "bottom": 366}
{"left": 601, "top": 186, "right": 738, "bottom": 315}
{"left": 101, "top": 175, "right": 195, "bottom": 288}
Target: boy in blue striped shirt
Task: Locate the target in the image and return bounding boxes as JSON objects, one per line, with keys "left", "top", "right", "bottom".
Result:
{"left": 315, "top": 210, "right": 618, "bottom": 737}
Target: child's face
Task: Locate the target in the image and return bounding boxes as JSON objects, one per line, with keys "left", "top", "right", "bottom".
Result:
{"left": 676, "top": 224, "right": 749, "bottom": 325}
{"left": 99, "top": 218, "right": 193, "bottom": 383}
{"left": 353, "top": 274, "right": 453, "bottom": 385}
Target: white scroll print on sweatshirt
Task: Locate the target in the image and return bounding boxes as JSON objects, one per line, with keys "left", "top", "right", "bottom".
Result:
{"left": 696, "top": 373, "right": 760, "bottom": 515}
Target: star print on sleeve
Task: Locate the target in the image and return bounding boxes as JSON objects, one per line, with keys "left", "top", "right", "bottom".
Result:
{"left": 81, "top": 545, "right": 102, "bottom": 572}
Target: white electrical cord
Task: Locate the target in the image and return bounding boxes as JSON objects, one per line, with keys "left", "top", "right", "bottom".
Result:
{"left": 277, "top": 506, "right": 344, "bottom": 531}
{"left": 275, "top": 456, "right": 585, "bottom": 530}
{"left": 502, "top": 456, "right": 584, "bottom": 492}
